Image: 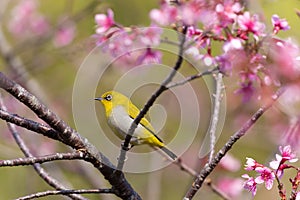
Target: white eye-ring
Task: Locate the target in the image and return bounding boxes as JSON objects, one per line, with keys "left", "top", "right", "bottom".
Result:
{"left": 105, "top": 94, "right": 112, "bottom": 101}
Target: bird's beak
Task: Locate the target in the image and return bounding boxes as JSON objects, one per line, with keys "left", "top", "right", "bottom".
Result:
{"left": 94, "top": 97, "right": 103, "bottom": 101}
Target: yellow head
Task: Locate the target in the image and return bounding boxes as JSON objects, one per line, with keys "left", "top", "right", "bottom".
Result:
{"left": 95, "top": 91, "right": 130, "bottom": 116}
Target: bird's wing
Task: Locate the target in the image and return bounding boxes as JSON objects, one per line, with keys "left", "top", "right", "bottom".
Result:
{"left": 128, "top": 101, "right": 163, "bottom": 143}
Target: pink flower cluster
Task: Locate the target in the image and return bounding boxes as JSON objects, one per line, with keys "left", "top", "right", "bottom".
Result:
{"left": 242, "top": 145, "right": 298, "bottom": 197}
{"left": 93, "top": 9, "right": 163, "bottom": 66}
{"left": 93, "top": 0, "right": 297, "bottom": 101}
{"left": 9, "top": 0, "right": 49, "bottom": 37}
{"left": 8, "top": 0, "right": 76, "bottom": 47}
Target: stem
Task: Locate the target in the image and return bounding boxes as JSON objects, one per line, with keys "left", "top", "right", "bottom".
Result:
{"left": 166, "top": 67, "right": 218, "bottom": 89}
{"left": 117, "top": 27, "right": 188, "bottom": 171}
{"left": 0, "top": 108, "right": 64, "bottom": 143}
{"left": 0, "top": 152, "right": 85, "bottom": 167}
{"left": 0, "top": 97, "right": 87, "bottom": 200}
{"left": 184, "top": 88, "right": 284, "bottom": 199}
{"left": 16, "top": 188, "right": 113, "bottom": 200}
{"left": 209, "top": 73, "right": 223, "bottom": 162}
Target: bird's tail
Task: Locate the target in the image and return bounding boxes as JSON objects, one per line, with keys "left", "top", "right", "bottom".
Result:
{"left": 160, "top": 146, "right": 177, "bottom": 160}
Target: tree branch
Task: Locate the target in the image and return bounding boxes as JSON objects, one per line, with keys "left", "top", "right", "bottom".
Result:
{"left": 184, "top": 88, "right": 284, "bottom": 199}
{"left": 0, "top": 96, "right": 87, "bottom": 200}
{"left": 0, "top": 152, "right": 85, "bottom": 167}
{"left": 117, "top": 27, "right": 188, "bottom": 171}
{"left": 166, "top": 67, "right": 218, "bottom": 89}
{"left": 208, "top": 72, "right": 224, "bottom": 162}
{"left": 0, "top": 72, "right": 141, "bottom": 200}
{"left": 0, "top": 108, "right": 64, "bottom": 143}
{"left": 16, "top": 188, "right": 114, "bottom": 200}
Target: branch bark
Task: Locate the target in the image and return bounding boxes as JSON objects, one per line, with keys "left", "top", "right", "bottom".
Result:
{"left": 0, "top": 96, "right": 87, "bottom": 200}
{"left": 0, "top": 72, "right": 141, "bottom": 200}
{"left": 184, "top": 88, "right": 284, "bottom": 199}
{"left": 16, "top": 188, "right": 113, "bottom": 200}
{"left": 117, "top": 27, "right": 188, "bottom": 171}
{"left": 0, "top": 152, "right": 85, "bottom": 167}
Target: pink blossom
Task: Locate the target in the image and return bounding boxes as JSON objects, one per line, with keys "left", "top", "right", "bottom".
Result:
{"left": 180, "top": 0, "right": 203, "bottom": 25}
{"left": 223, "top": 38, "right": 243, "bottom": 52}
{"left": 8, "top": 0, "right": 49, "bottom": 38}
{"left": 219, "top": 153, "right": 241, "bottom": 172}
{"left": 296, "top": 192, "right": 300, "bottom": 200}
{"left": 270, "top": 145, "right": 298, "bottom": 177}
{"left": 279, "top": 145, "right": 298, "bottom": 163}
{"left": 215, "top": 54, "right": 232, "bottom": 75}
{"left": 235, "top": 70, "right": 259, "bottom": 102}
{"left": 187, "top": 26, "right": 202, "bottom": 37}
{"left": 239, "top": 71, "right": 257, "bottom": 83}
{"left": 242, "top": 174, "right": 257, "bottom": 196}
{"left": 279, "top": 84, "right": 300, "bottom": 117}
{"left": 185, "top": 46, "right": 201, "bottom": 60}
{"left": 235, "top": 81, "right": 255, "bottom": 102}
{"left": 244, "top": 157, "right": 263, "bottom": 171}
{"left": 95, "top": 9, "right": 115, "bottom": 34}
{"left": 200, "top": 54, "right": 215, "bottom": 66}
{"left": 30, "top": 15, "right": 50, "bottom": 36}
{"left": 237, "top": 12, "right": 265, "bottom": 37}
{"left": 53, "top": 21, "right": 76, "bottom": 47}
{"left": 215, "top": 0, "right": 242, "bottom": 18}
{"left": 101, "top": 30, "right": 133, "bottom": 57}
{"left": 269, "top": 38, "right": 300, "bottom": 81}
{"left": 137, "top": 48, "right": 162, "bottom": 65}
{"left": 217, "top": 177, "right": 244, "bottom": 198}
{"left": 216, "top": 0, "right": 242, "bottom": 27}
{"left": 139, "top": 27, "right": 162, "bottom": 46}
{"left": 199, "top": 10, "right": 219, "bottom": 32}
{"left": 150, "top": 4, "right": 177, "bottom": 26}
{"left": 15, "top": 0, "right": 37, "bottom": 16}
{"left": 269, "top": 160, "right": 289, "bottom": 178}
{"left": 255, "top": 167, "right": 275, "bottom": 190}
{"left": 272, "top": 14, "right": 290, "bottom": 34}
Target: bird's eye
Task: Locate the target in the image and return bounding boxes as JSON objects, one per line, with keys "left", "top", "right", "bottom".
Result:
{"left": 105, "top": 94, "right": 112, "bottom": 101}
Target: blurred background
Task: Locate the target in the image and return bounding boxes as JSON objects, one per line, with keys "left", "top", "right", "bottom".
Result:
{"left": 0, "top": 0, "right": 300, "bottom": 199}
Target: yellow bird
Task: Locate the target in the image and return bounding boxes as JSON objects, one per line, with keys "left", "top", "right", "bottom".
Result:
{"left": 95, "top": 91, "right": 177, "bottom": 160}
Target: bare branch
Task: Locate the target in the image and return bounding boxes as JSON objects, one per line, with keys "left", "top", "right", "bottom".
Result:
{"left": 0, "top": 97, "right": 87, "bottom": 200}
{"left": 184, "top": 88, "right": 284, "bottom": 199}
{"left": 175, "top": 158, "right": 197, "bottom": 177}
{"left": 0, "top": 73, "right": 141, "bottom": 200}
{"left": 206, "top": 180, "right": 230, "bottom": 200}
{"left": 0, "top": 152, "right": 85, "bottom": 167}
{"left": 166, "top": 67, "right": 218, "bottom": 89}
{"left": 0, "top": 108, "right": 63, "bottom": 143}
{"left": 16, "top": 188, "right": 114, "bottom": 200}
{"left": 208, "top": 73, "right": 224, "bottom": 162}
{"left": 175, "top": 159, "right": 230, "bottom": 200}
{"left": 117, "top": 27, "right": 188, "bottom": 171}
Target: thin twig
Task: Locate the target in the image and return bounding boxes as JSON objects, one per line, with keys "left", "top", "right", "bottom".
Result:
{"left": 16, "top": 188, "right": 114, "bottom": 200}
{"left": 117, "top": 27, "right": 188, "bottom": 171}
{"left": 184, "top": 88, "right": 284, "bottom": 199}
{"left": 166, "top": 67, "right": 218, "bottom": 89}
{"left": 209, "top": 72, "right": 223, "bottom": 162}
{"left": 175, "top": 158, "right": 197, "bottom": 177}
{"left": 0, "top": 108, "right": 63, "bottom": 143}
{"left": 0, "top": 152, "right": 85, "bottom": 167}
{"left": 175, "top": 159, "right": 230, "bottom": 200}
{"left": 0, "top": 96, "right": 87, "bottom": 200}
{"left": 206, "top": 180, "right": 230, "bottom": 200}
